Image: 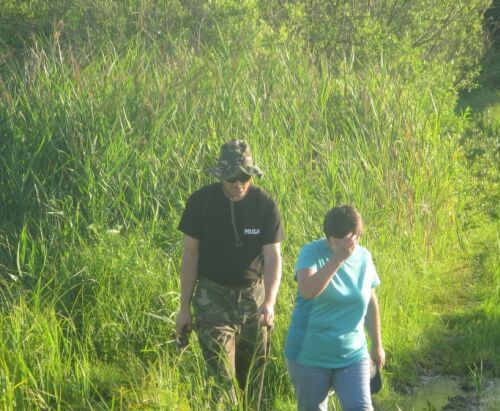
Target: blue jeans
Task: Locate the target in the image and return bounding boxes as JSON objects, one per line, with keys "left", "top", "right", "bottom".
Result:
{"left": 286, "top": 358, "right": 373, "bottom": 411}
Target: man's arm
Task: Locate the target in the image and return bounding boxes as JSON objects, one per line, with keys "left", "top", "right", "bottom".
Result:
{"left": 365, "top": 289, "right": 385, "bottom": 369}
{"left": 175, "top": 234, "right": 199, "bottom": 336}
{"left": 256, "top": 242, "right": 282, "bottom": 326}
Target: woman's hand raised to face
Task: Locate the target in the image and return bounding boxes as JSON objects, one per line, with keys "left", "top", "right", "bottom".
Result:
{"left": 328, "top": 232, "right": 359, "bottom": 262}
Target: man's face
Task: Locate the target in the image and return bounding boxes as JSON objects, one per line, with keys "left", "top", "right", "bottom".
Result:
{"left": 222, "top": 174, "right": 252, "bottom": 201}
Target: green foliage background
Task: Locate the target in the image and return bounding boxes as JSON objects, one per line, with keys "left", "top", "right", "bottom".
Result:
{"left": 0, "top": 1, "right": 498, "bottom": 409}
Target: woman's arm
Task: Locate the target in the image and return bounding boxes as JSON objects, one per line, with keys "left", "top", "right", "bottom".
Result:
{"left": 297, "top": 257, "right": 344, "bottom": 300}
{"left": 365, "top": 289, "right": 385, "bottom": 368}
{"left": 297, "top": 233, "right": 357, "bottom": 300}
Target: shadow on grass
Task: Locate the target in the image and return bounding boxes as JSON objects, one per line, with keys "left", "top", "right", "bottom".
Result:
{"left": 383, "top": 307, "right": 498, "bottom": 409}
{"left": 427, "top": 307, "right": 499, "bottom": 377}
{"left": 457, "top": 43, "right": 500, "bottom": 114}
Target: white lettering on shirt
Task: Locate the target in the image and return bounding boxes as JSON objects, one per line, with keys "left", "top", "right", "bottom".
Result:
{"left": 244, "top": 228, "right": 260, "bottom": 235}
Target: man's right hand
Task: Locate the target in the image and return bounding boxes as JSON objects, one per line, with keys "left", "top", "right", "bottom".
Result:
{"left": 175, "top": 308, "right": 192, "bottom": 337}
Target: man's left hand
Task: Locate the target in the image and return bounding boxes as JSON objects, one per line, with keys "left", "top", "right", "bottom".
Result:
{"left": 256, "top": 302, "right": 274, "bottom": 327}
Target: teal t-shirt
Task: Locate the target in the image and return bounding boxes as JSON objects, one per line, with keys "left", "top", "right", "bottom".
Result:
{"left": 284, "top": 238, "right": 380, "bottom": 368}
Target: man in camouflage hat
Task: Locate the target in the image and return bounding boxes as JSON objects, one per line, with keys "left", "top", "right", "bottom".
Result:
{"left": 176, "top": 140, "right": 284, "bottom": 408}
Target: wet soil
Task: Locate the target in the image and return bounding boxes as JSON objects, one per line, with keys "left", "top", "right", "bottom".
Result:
{"left": 391, "top": 374, "right": 500, "bottom": 410}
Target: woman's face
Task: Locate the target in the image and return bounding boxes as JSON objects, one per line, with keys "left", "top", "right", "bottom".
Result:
{"left": 327, "top": 233, "right": 359, "bottom": 255}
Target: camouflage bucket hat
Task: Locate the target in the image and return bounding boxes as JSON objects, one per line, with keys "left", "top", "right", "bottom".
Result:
{"left": 208, "top": 140, "right": 263, "bottom": 179}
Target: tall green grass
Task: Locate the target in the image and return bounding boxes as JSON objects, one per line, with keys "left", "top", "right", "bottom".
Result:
{"left": 0, "top": 2, "right": 497, "bottom": 408}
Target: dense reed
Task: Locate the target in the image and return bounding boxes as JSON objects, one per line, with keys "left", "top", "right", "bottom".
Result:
{"left": 0, "top": 1, "right": 497, "bottom": 409}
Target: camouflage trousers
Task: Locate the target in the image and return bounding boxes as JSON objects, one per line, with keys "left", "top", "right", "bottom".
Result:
{"left": 193, "top": 277, "right": 269, "bottom": 410}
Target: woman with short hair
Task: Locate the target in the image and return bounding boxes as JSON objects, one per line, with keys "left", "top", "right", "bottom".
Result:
{"left": 284, "top": 205, "right": 385, "bottom": 411}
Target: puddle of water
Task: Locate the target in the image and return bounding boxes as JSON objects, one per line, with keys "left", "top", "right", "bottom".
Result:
{"left": 395, "top": 376, "right": 500, "bottom": 410}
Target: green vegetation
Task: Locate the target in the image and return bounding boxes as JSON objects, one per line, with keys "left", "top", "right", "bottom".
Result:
{"left": 0, "top": 1, "right": 498, "bottom": 409}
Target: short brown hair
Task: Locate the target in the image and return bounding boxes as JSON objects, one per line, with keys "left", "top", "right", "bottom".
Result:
{"left": 323, "top": 205, "right": 364, "bottom": 239}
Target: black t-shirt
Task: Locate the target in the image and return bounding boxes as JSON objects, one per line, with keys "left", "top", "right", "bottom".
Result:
{"left": 178, "top": 183, "right": 285, "bottom": 286}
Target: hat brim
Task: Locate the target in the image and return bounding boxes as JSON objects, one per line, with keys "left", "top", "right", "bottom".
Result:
{"left": 208, "top": 164, "right": 263, "bottom": 180}
{"left": 370, "top": 366, "right": 382, "bottom": 394}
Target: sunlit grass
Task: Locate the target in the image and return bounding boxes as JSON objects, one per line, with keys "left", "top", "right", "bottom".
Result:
{"left": 0, "top": 17, "right": 497, "bottom": 409}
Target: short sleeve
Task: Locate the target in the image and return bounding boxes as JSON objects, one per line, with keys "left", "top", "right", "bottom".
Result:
{"left": 366, "top": 253, "right": 380, "bottom": 288}
{"left": 260, "top": 200, "right": 285, "bottom": 245}
{"left": 178, "top": 190, "right": 204, "bottom": 239}
{"left": 294, "top": 245, "right": 318, "bottom": 277}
